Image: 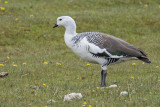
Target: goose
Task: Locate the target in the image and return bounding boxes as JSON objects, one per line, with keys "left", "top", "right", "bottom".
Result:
{"left": 53, "top": 16, "right": 151, "bottom": 87}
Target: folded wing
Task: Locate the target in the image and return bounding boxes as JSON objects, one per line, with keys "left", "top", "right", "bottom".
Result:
{"left": 85, "top": 32, "right": 151, "bottom": 63}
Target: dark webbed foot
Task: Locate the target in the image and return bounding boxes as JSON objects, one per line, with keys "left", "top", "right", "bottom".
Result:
{"left": 100, "top": 70, "right": 107, "bottom": 87}
{"left": 100, "top": 82, "right": 106, "bottom": 87}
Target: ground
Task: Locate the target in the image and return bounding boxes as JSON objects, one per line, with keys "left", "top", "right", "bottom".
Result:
{"left": 0, "top": 0, "right": 160, "bottom": 107}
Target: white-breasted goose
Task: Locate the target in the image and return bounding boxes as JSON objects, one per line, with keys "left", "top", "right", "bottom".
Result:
{"left": 53, "top": 16, "right": 151, "bottom": 87}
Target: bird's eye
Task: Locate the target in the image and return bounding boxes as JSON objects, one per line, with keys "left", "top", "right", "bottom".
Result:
{"left": 59, "top": 19, "right": 62, "bottom": 21}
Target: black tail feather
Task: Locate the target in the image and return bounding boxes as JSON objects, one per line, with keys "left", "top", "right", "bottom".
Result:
{"left": 138, "top": 57, "right": 151, "bottom": 63}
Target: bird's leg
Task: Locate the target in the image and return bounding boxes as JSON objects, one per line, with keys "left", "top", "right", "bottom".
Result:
{"left": 100, "top": 70, "right": 107, "bottom": 87}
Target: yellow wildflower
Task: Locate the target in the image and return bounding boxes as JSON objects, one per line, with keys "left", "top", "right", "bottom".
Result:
{"left": 44, "top": 62, "right": 48, "bottom": 64}
{"left": 7, "top": 56, "right": 10, "bottom": 60}
{"left": 83, "top": 101, "right": 87, "bottom": 105}
{"left": 56, "top": 62, "right": 61, "bottom": 65}
{"left": 43, "top": 84, "right": 46, "bottom": 86}
{"left": 30, "top": 14, "right": 34, "bottom": 17}
{"left": 156, "top": 66, "right": 159, "bottom": 68}
{"left": 92, "top": 90, "right": 95, "bottom": 93}
{"left": 4, "top": 1, "right": 8, "bottom": 3}
{"left": 13, "top": 64, "right": 17, "bottom": 67}
{"left": 86, "top": 63, "right": 90, "bottom": 66}
{"left": 15, "top": 18, "right": 19, "bottom": 21}
{"left": 144, "top": 4, "right": 148, "bottom": 7}
{"left": 82, "top": 105, "right": 86, "bottom": 107}
{"left": 131, "top": 76, "right": 134, "bottom": 79}
{"left": 0, "top": 64, "right": 4, "bottom": 67}
{"left": 96, "top": 87, "right": 100, "bottom": 90}
{"left": 88, "top": 105, "right": 92, "bottom": 107}
{"left": 142, "top": 62, "right": 145, "bottom": 64}
{"left": 0, "top": 7, "right": 5, "bottom": 11}
{"left": 132, "top": 63, "right": 136, "bottom": 66}
{"left": 23, "top": 62, "right": 27, "bottom": 65}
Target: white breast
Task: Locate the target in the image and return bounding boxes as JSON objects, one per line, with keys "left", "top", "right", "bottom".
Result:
{"left": 66, "top": 37, "right": 106, "bottom": 64}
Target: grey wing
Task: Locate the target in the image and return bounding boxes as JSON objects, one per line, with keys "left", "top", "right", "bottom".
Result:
{"left": 84, "top": 32, "right": 148, "bottom": 58}
{"left": 101, "top": 34, "right": 148, "bottom": 58}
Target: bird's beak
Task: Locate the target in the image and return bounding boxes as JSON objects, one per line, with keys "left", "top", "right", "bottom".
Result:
{"left": 53, "top": 24, "right": 58, "bottom": 28}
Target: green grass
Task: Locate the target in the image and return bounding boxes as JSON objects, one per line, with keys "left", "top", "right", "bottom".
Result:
{"left": 0, "top": 0, "right": 160, "bottom": 106}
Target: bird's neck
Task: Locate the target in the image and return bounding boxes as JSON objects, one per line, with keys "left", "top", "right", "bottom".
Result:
{"left": 64, "top": 22, "right": 77, "bottom": 36}
{"left": 64, "top": 23, "right": 77, "bottom": 48}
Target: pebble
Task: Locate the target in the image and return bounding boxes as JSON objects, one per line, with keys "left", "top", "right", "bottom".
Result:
{"left": 120, "top": 91, "right": 128, "bottom": 95}
{"left": 109, "top": 84, "right": 117, "bottom": 88}
{"left": 47, "top": 99, "right": 56, "bottom": 103}
{"left": 0, "top": 72, "right": 8, "bottom": 77}
{"left": 100, "top": 84, "right": 117, "bottom": 89}
{"left": 64, "top": 93, "right": 83, "bottom": 101}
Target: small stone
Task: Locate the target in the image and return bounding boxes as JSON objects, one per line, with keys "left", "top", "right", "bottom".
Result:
{"left": 31, "top": 90, "right": 35, "bottom": 94}
{"left": 109, "top": 84, "right": 117, "bottom": 88}
{"left": 30, "top": 86, "right": 39, "bottom": 90}
{"left": 100, "top": 84, "right": 117, "bottom": 89}
{"left": 120, "top": 91, "right": 128, "bottom": 95}
{"left": 81, "top": 75, "right": 86, "bottom": 80}
{"left": 28, "top": 104, "right": 32, "bottom": 106}
{"left": 47, "top": 99, "right": 56, "bottom": 103}
{"left": 64, "top": 93, "right": 83, "bottom": 101}
{"left": 0, "top": 72, "right": 8, "bottom": 77}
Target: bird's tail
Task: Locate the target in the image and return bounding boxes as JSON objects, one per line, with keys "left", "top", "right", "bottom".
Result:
{"left": 138, "top": 57, "right": 151, "bottom": 63}
{"left": 137, "top": 48, "right": 151, "bottom": 63}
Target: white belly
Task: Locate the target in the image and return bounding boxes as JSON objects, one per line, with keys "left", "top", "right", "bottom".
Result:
{"left": 71, "top": 44, "right": 106, "bottom": 64}
{"left": 65, "top": 36, "right": 107, "bottom": 65}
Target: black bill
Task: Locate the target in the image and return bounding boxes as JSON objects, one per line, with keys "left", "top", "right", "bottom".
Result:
{"left": 53, "top": 24, "right": 58, "bottom": 28}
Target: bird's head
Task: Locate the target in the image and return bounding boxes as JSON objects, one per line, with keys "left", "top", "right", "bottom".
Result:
{"left": 53, "top": 16, "right": 76, "bottom": 28}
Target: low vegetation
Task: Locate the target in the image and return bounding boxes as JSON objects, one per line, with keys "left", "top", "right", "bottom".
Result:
{"left": 0, "top": 0, "right": 160, "bottom": 106}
